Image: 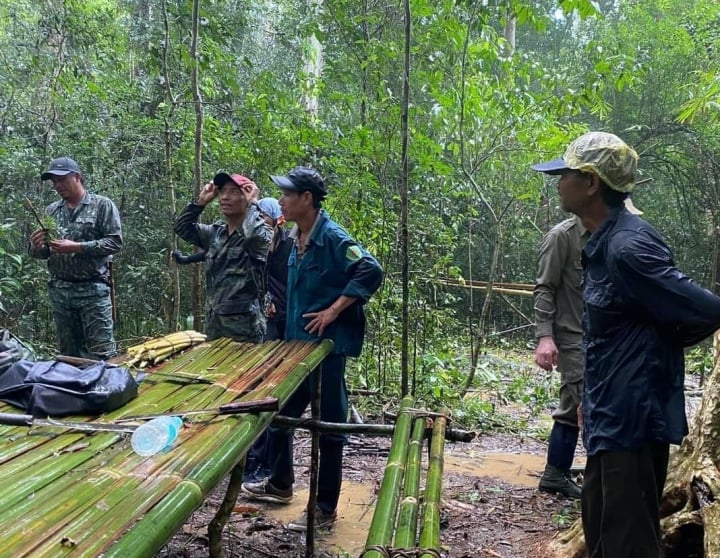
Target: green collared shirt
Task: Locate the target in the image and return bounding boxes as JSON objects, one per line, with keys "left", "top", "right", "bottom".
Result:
{"left": 534, "top": 215, "right": 589, "bottom": 345}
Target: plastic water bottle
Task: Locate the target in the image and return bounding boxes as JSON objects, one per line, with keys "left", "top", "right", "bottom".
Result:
{"left": 131, "top": 416, "right": 183, "bottom": 457}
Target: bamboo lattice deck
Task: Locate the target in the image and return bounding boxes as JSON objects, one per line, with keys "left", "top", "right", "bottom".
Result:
{"left": 0, "top": 337, "right": 333, "bottom": 557}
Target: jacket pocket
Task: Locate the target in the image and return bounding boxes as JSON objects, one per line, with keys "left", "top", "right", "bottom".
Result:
{"left": 584, "top": 281, "right": 621, "bottom": 337}
{"left": 70, "top": 215, "right": 98, "bottom": 241}
{"left": 215, "top": 299, "right": 258, "bottom": 315}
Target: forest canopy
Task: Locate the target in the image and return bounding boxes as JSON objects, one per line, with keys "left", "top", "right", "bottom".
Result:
{"left": 0, "top": 0, "right": 719, "bottom": 402}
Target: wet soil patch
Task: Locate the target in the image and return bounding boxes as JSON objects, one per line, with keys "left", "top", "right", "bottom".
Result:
{"left": 157, "top": 432, "right": 580, "bottom": 557}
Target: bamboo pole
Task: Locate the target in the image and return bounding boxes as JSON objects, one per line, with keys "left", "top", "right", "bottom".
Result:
{"left": 306, "top": 360, "right": 323, "bottom": 556}
{"left": 0, "top": 435, "right": 126, "bottom": 555}
{"left": 436, "top": 277, "right": 534, "bottom": 291}
{"left": 363, "top": 395, "right": 414, "bottom": 557}
{"left": 418, "top": 409, "right": 448, "bottom": 557}
{"left": 0, "top": 433, "right": 119, "bottom": 512}
{"left": 270, "top": 415, "right": 476, "bottom": 442}
{"left": 393, "top": 416, "right": 426, "bottom": 548}
{"left": 101, "top": 340, "right": 333, "bottom": 558}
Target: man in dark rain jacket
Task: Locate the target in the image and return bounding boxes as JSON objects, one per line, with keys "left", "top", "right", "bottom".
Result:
{"left": 242, "top": 166, "right": 383, "bottom": 532}
{"left": 533, "top": 131, "right": 720, "bottom": 558}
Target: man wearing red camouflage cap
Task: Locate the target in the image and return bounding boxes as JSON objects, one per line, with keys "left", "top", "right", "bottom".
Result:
{"left": 174, "top": 172, "right": 272, "bottom": 341}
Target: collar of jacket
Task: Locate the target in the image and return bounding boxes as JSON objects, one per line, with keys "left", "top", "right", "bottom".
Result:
{"left": 290, "top": 210, "right": 327, "bottom": 247}
{"left": 584, "top": 204, "right": 624, "bottom": 260}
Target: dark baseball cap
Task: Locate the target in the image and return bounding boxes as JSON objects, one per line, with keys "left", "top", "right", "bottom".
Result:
{"left": 270, "top": 166, "right": 327, "bottom": 198}
{"left": 41, "top": 157, "right": 81, "bottom": 180}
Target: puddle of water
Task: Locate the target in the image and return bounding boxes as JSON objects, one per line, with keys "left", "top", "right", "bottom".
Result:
{"left": 444, "top": 452, "right": 545, "bottom": 487}
{"left": 264, "top": 481, "right": 374, "bottom": 556}
{"left": 259, "top": 452, "right": 582, "bottom": 553}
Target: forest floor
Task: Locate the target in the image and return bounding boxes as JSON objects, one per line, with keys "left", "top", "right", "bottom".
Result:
{"left": 156, "top": 397, "right": 585, "bottom": 557}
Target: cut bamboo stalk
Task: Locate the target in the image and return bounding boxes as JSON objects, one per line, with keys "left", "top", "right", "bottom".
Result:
{"left": 418, "top": 409, "right": 448, "bottom": 557}
{"left": 363, "top": 395, "right": 415, "bottom": 557}
{"left": 101, "top": 340, "right": 333, "bottom": 557}
{"left": 0, "top": 434, "right": 120, "bottom": 510}
{"left": 393, "top": 416, "right": 426, "bottom": 548}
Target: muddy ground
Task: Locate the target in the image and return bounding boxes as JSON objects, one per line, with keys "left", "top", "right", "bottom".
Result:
{"left": 156, "top": 427, "right": 583, "bottom": 558}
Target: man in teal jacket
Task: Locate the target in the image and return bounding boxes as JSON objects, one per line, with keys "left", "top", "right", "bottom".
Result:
{"left": 242, "top": 166, "right": 383, "bottom": 531}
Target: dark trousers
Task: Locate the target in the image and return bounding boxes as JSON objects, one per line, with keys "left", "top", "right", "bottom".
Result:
{"left": 244, "top": 319, "right": 286, "bottom": 479}
{"left": 547, "top": 421, "right": 580, "bottom": 471}
{"left": 582, "top": 442, "right": 669, "bottom": 558}
{"left": 268, "top": 354, "right": 348, "bottom": 513}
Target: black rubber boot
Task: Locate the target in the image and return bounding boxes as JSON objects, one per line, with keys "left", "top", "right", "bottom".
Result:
{"left": 538, "top": 464, "right": 582, "bottom": 498}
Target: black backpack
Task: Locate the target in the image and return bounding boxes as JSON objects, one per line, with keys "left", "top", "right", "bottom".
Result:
{"left": 0, "top": 359, "right": 138, "bottom": 417}
{"left": 0, "top": 328, "right": 35, "bottom": 375}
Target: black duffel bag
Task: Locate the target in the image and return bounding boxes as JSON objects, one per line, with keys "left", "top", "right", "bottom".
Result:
{"left": 0, "top": 359, "right": 138, "bottom": 417}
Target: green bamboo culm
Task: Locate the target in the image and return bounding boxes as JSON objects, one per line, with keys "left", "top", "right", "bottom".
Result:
{"left": 363, "top": 395, "right": 415, "bottom": 557}
{"left": 102, "top": 340, "right": 333, "bottom": 558}
{"left": 0, "top": 338, "right": 332, "bottom": 557}
{"left": 393, "top": 416, "right": 426, "bottom": 548}
{"left": 418, "top": 408, "right": 448, "bottom": 557}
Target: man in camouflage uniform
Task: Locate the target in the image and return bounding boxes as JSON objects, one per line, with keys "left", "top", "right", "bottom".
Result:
{"left": 29, "top": 157, "right": 122, "bottom": 360}
{"left": 174, "top": 172, "right": 272, "bottom": 342}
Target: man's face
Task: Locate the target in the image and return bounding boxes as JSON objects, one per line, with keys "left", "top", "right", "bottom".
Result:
{"left": 49, "top": 173, "right": 82, "bottom": 200}
{"left": 278, "top": 190, "right": 311, "bottom": 222}
{"left": 217, "top": 181, "right": 249, "bottom": 219}
{"left": 556, "top": 170, "right": 591, "bottom": 214}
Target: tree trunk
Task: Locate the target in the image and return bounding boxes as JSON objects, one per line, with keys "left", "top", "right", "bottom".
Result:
{"left": 190, "top": 0, "right": 204, "bottom": 332}
{"left": 399, "top": 0, "right": 411, "bottom": 397}
{"left": 161, "top": 0, "right": 180, "bottom": 332}
{"left": 545, "top": 331, "right": 720, "bottom": 558}
{"left": 299, "top": 0, "right": 324, "bottom": 120}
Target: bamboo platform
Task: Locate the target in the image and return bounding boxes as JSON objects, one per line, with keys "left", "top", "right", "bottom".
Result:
{"left": 0, "top": 337, "right": 333, "bottom": 557}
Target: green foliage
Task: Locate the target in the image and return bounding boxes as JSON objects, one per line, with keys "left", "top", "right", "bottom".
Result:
{"left": 0, "top": 0, "right": 718, "bottom": 436}
{"left": 685, "top": 345, "right": 715, "bottom": 378}
{"left": 551, "top": 500, "right": 581, "bottom": 529}
{"left": 0, "top": 223, "right": 24, "bottom": 314}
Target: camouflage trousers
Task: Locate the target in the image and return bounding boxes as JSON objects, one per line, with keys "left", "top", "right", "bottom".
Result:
{"left": 204, "top": 298, "right": 265, "bottom": 343}
{"left": 47, "top": 280, "right": 116, "bottom": 360}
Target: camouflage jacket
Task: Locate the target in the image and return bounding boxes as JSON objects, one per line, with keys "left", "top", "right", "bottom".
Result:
{"left": 174, "top": 201, "right": 272, "bottom": 312}
{"left": 31, "top": 192, "right": 123, "bottom": 283}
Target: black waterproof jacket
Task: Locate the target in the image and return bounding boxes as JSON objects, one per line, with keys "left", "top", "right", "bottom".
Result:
{"left": 582, "top": 206, "right": 720, "bottom": 456}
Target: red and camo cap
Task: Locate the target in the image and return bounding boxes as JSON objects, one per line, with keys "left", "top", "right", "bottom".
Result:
{"left": 212, "top": 172, "right": 255, "bottom": 189}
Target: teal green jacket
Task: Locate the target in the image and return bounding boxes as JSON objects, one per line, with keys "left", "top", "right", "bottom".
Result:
{"left": 285, "top": 210, "right": 382, "bottom": 357}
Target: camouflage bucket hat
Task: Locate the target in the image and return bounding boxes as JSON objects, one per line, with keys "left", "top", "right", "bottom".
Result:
{"left": 563, "top": 132, "right": 639, "bottom": 193}
{"left": 532, "top": 131, "right": 639, "bottom": 193}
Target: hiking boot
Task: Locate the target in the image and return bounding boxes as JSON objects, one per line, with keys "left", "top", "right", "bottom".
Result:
{"left": 287, "top": 507, "right": 337, "bottom": 532}
{"left": 241, "top": 478, "right": 293, "bottom": 504}
{"left": 538, "top": 464, "right": 582, "bottom": 499}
